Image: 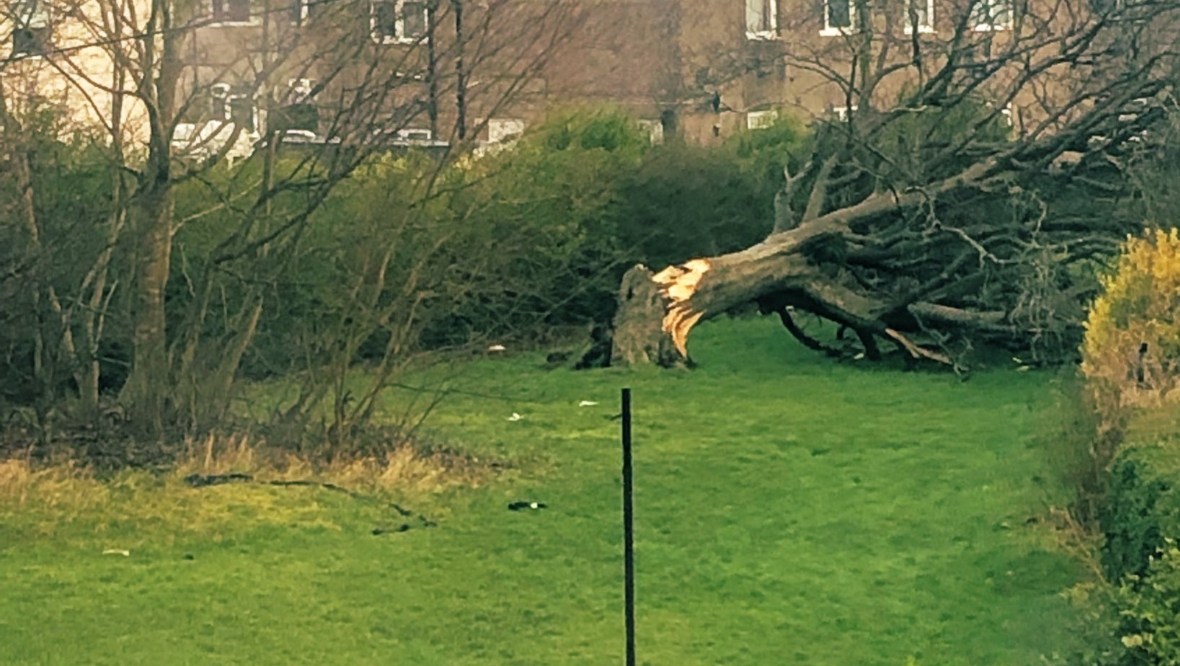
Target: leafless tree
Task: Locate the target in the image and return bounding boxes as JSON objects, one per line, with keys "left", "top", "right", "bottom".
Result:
{"left": 610, "top": 0, "right": 1180, "bottom": 370}
{"left": 1, "top": 0, "right": 586, "bottom": 436}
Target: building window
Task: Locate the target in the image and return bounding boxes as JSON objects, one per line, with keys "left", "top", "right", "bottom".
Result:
{"left": 272, "top": 79, "right": 319, "bottom": 133}
{"left": 211, "top": 83, "right": 257, "bottom": 132}
{"left": 210, "top": 0, "right": 253, "bottom": 23}
{"left": 288, "top": 0, "right": 332, "bottom": 24}
{"left": 370, "top": 0, "right": 428, "bottom": 44}
{"left": 969, "top": 0, "right": 1012, "bottom": 30}
{"left": 289, "top": 0, "right": 308, "bottom": 24}
{"left": 289, "top": 78, "right": 315, "bottom": 103}
{"left": 12, "top": 0, "right": 50, "bottom": 57}
{"left": 821, "top": 0, "right": 855, "bottom": 35}
{"left": 904, "top": 0, "right": 934, "bottom": 33}
{"left": 393, "top": 128, "right": 431, "bottom": 141}
{"left": 745, "top": 0, "right": 778, "bottom": 39}
{"left": 747, "top": 109, "right": 778, "bottom": 130}
{"left": 833, "top": 105, "right": 858, "bottom": 121}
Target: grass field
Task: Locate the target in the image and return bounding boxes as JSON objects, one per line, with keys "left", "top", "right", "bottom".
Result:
{"left": 0, "top": 317, "right": 1086, "bottom": 665}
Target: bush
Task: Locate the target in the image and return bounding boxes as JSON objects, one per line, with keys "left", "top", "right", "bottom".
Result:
{"left": 1082, "top": 227, "right": 1180, "bottom": 410}
{"left": 1056, "top": 410, "right": 1180, "bottom": 666}
{"left": 0, "top": 136, "right": 126, "bottom": 406}
{"left": 1062, "top": 224, "right": 1180, "bottom": 664}
{"left": 1114, "top": 538, "right": 1180, "bottom": 665}
{"left": 1100, "top": 451, "right": 1175, "bottom": 582}
{"left": 1040, "top": 373, "right": 1129, "bottom": 530}
{"left": 166, "top": 105, "right": 807, "bottom": 379}
{"left": 612, "top": 142, "right": 777, "bottom": 270}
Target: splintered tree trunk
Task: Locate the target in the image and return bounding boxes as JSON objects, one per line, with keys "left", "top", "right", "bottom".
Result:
{"left": 611, "top": 266, "right": 686, "bottom": 367}
{"left": 611, "top": 235, "right": 818, "bottom": 366}
{"left": 610, "top": 223, "right": 957, "bottom": 367}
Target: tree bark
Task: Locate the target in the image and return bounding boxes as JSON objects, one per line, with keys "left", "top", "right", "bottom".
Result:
{"left": 611, "top": 265, "right": 687, "bottom": 367}
{"left": 609, "top": 223, "right": 969, "bottom": 367}
{"left": 123, "top": 185, "right": 174, "bottom": 434}
{"left": 610, "top": 238, "right": 820, "bottom": 366}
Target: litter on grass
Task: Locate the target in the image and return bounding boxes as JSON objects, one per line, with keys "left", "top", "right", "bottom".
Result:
{"left": 578, "top": 400, "right": 598, "bottom": 407}
{"left": 508, "top": 413, "right": 523, "bottom": 421}
{"left": 102, "top": 549, "right": 130, "bottom": 557}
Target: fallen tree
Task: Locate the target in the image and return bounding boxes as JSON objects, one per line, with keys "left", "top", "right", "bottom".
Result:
{"left": 609, "top": 0, "right": 1180, "bottom": 370}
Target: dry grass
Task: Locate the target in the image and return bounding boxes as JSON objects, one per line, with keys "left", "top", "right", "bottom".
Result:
{"left": 174, "top": 431, "right": 491, "bottom": 493}
{"left": 0, "top": 431, "right": 496, "bottom": 547}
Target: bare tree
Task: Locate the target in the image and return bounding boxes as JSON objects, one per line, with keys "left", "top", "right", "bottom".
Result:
{"left": 1, "top": 0, "right": 587, "bottom": 436}
{"left": 610, "top": 0, "right": 1180, "bottom": 369}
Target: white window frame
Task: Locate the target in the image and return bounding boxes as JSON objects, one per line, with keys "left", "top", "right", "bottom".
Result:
{"left": 745, "top": 0, "right": 779, "bottom": 40}
{"left": 820, "top": 0, "right": 857, "bottom": 36}
{"left": 288, "top": 78, "right": 315, "bottom": 103}
{"left": 833, "top": 105, "right": 858, "bottom": 121}
{"left": 211, "top": 82, "right": 233, "bottom": 121}
{"left": 210, "top": 82, "right": 259, "bottom": 131}
{"left": 208, "top": 0, "right": 260, "bottom": 26}
{"left": 11, "top": 0, "right": 50, "bottom": 58}
{"left": 289, "top": 0, "right": 310, "bottom": 25}
{"left": 747, "top": 109, "right": 778, "bottom": 130}
{"left": 370, "top": 0, "right": 429, "bottom": 45}
{"left": 396, "top": 128, "right": 433, "bottom": 141}
{"left": 904, "top": 0, "right": 935, "bottom": 33}
{"left": 969, "top": 0, "right": 1012, "bottom": 31}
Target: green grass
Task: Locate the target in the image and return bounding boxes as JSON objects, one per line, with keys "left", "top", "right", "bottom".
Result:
{"left": 0, "top": 317, "right": 1085, "bottom": 665}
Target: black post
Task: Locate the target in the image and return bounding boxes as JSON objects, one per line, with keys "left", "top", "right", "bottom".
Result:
{"left": 621, "top": 388, "right": 635, "bottom": 666}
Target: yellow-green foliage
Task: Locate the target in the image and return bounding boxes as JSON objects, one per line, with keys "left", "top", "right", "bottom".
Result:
{"left": 1082, "top": 227, "right": 1180, "bottom": 407}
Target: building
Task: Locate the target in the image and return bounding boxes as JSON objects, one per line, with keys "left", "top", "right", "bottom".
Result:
{"left": 0, "top": 0, "right": 1161, "bottom": 151}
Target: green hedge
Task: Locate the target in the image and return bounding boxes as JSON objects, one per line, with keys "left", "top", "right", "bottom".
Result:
{"left": 167, "top": 106, "right": 807, "bottom": 375}
{"left": 2, "top": 106, "right": 809, "bottom": 404}
{"left": 1091, "top": 412, "right": 1180, "bottom": 665}
{"left": 1101, "top": 454, "right": 1175, "bottom": 582}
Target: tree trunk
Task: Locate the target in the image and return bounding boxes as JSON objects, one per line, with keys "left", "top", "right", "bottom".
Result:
{"left": 611, "top": 237, "right": 819, "bottom": 366}
{"left": 120, "top": 0, "right": 182, "bottom": 434}
{"left": 122, "top": 185, "right": 174, "bottom": 434}
{"left": 611, "top": 265, "right": 687, "bottom": 367}
{"left": 610, "top": 227, "right": 959, "bottom": 367}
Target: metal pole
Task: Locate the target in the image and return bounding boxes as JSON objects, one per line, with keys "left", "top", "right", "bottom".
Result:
{"left": 622, "top": 388, "right": 635, "bottom": 666}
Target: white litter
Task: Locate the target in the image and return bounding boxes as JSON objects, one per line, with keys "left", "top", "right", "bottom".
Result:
{"left": 853, "top": 352, "right": 865, "bottom": 360}
{"left": 578, "top": 400, "right": 598, "bottom": 407}
{"left": 102, "top": 549, "right": 130, "bottom": 557}
{"left": 488, "top": 344, "right": 506, "bottom": 352}
{"left": 508, "top": 413, "right": 523, "bottom": 421}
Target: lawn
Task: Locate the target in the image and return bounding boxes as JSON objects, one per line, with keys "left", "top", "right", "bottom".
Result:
{"left": 0, "top": 317, "right": 1085, "bottom": 665}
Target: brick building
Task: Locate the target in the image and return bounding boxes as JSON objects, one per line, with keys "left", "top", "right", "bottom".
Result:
{"left": 1, "top": 0, "right": 1148, "bottom": 149}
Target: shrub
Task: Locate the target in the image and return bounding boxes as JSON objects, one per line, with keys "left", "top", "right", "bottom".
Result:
{"left": 1040, "top": 373, "right": 1129, "bottom": 530}
{"left": 1100, "top": 452, "right": 1174, "bottom": 582}
{"left": 1062, "top": 411, "right": 1180, "bottom": 666}
{"left": 612, "top": 142, "right": 777, "bottom": 270}
{"left": 1113, "top": 538, "right": 1180, "bottom": 664}
{"left": 1082, "top": 227, "right": 1180, "bottom": 411}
